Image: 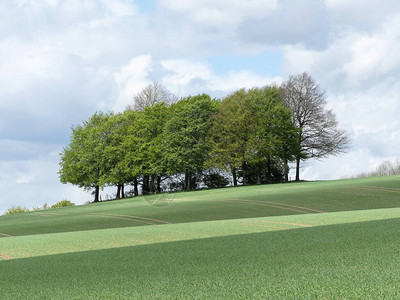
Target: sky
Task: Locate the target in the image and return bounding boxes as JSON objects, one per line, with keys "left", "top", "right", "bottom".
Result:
{"left": 1, "top": 0, "right": 400, "bottom": 213}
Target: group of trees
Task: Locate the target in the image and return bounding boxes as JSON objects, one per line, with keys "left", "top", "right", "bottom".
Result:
{"left": 59, "top": 73, "right": 349, "bottom": 202}
{"left": 353, "top": 159, "right": 400, "bottom": 178}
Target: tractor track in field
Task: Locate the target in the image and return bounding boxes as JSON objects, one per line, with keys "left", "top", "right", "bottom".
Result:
{"left": 0, "top": 253, "right": 12, "bottom": 260}
{"left": 0, "top": 232, "right": 12, "bottom": 237}
{"left": 259, "top": 220, "right": 314, "bottom": 228}
{"left": 357, "top": 185, "right": 400, "bottom": 193}
{"left": 88, "top": 213, "right": 172, "bottom": 225}
{"left": 31, "top": 212, "right": 65, "bottom": 216}
{"left": 223, "top": 199, "right": 324, "bottom": 214}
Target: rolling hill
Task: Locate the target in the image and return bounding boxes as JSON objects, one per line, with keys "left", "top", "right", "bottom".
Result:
{"left": 1, "top": 176, "right": 400, "bottom": 299}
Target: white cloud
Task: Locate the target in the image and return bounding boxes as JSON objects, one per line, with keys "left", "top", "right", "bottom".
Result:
{"left": 161, "top": 59, "right": 212, "bottom": 84}
{"left": 279, "top": 6, "right": 400, "bottom": 180}
{"left": 298, "top": 148, "right": 386, "bottom": 180}
{"left": 112, "top": 55, "right": 153, "bottom": 111}
{"left": 159, "top": 0, "right": 278, "bottom": 28}
{"left": 1, "top": 0, "right": 400, "bottom": 212}
{"left": 0, "top": 151, "right": 95, "bottom": 213}
{"left": 160, "top": 59, "right": 282, "bottom": 97}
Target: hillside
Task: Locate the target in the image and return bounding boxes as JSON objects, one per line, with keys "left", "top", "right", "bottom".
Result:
{"left": 1, "top": 176, "right": 400, "bottom": 299}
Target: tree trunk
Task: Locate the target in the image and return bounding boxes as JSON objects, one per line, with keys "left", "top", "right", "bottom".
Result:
{"left": 242, "top": 162, "right": 248, "bottom": 186}
{"left": 184, "top": 172, "right": 191, "bottom": 191}
{"left": 157, "top": 176, "right": 161, "bottom": 193}
{"left": 150, "top": 175, "right": 155, "bottom": 194}
{"left": 133, "top": 177, "right": 139, "bottom": 197}
{"left": 142, "top": 175, "right": 150, "bottom": 195}
{"left": 257, "top": 164, "right": 262, "bottom": 185}
{"left": 121, "top": 184, "right": 125, "bottom": 198}
{"left": 267, "top": 156, "right": 272, "bottom": 182}
{"left": 93, "top": 185, "right": 100, "bottom": 202}
{"left": 116, "top": 184, "right": 121, "bottom": 199}
{"left": 284, "top": 158, "right": 289, "bottom": 182}
{"left": 295, "top": 156, "right": 301, "bottom": 181}
{"left": 231, "top": 166, "right": 238, "bottom": 187}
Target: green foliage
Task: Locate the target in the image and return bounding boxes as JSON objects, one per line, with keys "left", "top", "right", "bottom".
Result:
{"left": 133, "top": 103, "right": 169, "bottom": 176}
{"left": 50, "top": 200, "right": 75, "bottom": 209}
{"left": 3, "top": 206, "right": 30, "bottom": 215}
{"left": 59, "top": 112, "right": 112, "bottom": 201}
{"left": 163, "top": 94, "right": 219, "bottom": 189}
{"left": 208, "top": 86, "right": 298, "bottom": 184}
{"left": 57, "top": 84, "right": 340, "bottom": 198}
{"left": 203, "top": 172, "right": 230, "bottom": 188}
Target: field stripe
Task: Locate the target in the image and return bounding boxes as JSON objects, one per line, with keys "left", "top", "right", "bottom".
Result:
{"left": 230, "top": 199, "right": 324, "bottom": 213}
{"left": 0, "top": 233, "right": 12, "bottom": 237}
{"left": 88, "top": 213, "right": 156, "bottom": 225}
{"left": 223, "top": 199, "right": 309, "bottom": 214}
{"left": 265, "top": 201, "right": 323, "bottom": 213}
{"left": 31, "top": 212, "right": 65, "bottom": 216}
{"left": 0, "top": 253, "right": 12, "bottom": 260}
{"left": 260, "top": 220, "right": 314, "bottom": 228}
{"left": 358, "top": 186, "right": 400, "bottom": 193}
{"left": 90, "top": 213, "right": 172, "bottom": 224}
{"left": 250, "top": 225, "right": 291, "bottom": 230}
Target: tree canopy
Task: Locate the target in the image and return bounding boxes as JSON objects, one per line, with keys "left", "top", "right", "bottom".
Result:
{"left": 60, "top": 76, "right": 349, "bottom": 201}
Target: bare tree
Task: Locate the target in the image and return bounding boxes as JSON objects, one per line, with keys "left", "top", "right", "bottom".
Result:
{"left": 370, "top": 159, "right": 400, "bottom": 177}
{"left": 280, "top": 72, "right": 350, "bottom": 181}
{"left": 127, "top": 82, "right": 175, "bottom": 111}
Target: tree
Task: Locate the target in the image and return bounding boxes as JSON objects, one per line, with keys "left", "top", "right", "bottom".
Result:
{"left": 117, "top": 110, "right": 141, "bottom": 197}
{"left": 132, "top": 103, "right": 169, "bottom": 194}
{"left": 280, "top": 72, "right": 350, "bottom": 181}
{"left": 203, "top": 172, "right": 230, "bottom": 189}
{"left": 207, "top": 89, "right": 252, "bottom": 186}
{"left": 59, "top": 112, "right": 111, "bottom": 202}
{"left": 247, "top": 86, "right": 299, "bottom": 184}
{"left": 99, "top": 112, "right": 136, "bottom": 199}
{"left": 208, "top": 86, "right": 298, "bottom": 185}
{"left": 128, "top": 82, "right": 174, "bottom": 111}
{"left": 163, "top": 94, "right": 219, "bottom": 190}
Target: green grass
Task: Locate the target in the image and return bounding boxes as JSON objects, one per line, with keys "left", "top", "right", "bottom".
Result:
{"left": 1, "top": 176, "right": 400, "bottom": 299}
{"left": 1, "top": 176, "right": 400, "bottom": 237}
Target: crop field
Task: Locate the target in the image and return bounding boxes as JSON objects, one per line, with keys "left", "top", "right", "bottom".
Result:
{"left": 1, "top": 176, "right": 400, "bottom": 299}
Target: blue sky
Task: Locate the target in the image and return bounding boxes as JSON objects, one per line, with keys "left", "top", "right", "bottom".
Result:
{"left": 1, "top": 0, "right": 400, "bottom": 213}
{"left": 209, "top": 52, "right": 283, "bottom": 76}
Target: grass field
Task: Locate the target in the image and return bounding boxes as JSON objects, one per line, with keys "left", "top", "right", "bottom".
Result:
{"left": 1, "top": 176, "right": 400, "bottom": 299}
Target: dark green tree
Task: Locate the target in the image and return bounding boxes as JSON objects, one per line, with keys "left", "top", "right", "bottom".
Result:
{"left": 163, "top": 94, "right": 219, "bottom": 190}
{"left": 208, "top": 86, "right": 298, "bottom": 185}
{"left": 132, "top": 103, "right": 169, "bottom": 194}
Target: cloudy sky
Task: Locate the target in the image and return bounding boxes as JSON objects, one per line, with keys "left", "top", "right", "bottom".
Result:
{"left": 1, "top": 0, "right": 399, "bottom": 213}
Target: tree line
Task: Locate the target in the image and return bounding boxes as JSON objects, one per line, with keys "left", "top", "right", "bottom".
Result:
{"left": 59, "top": 73, "right": 349, "bottom": 202}
{"left": 351, "top": 159, "right": 400, "bottom": 178}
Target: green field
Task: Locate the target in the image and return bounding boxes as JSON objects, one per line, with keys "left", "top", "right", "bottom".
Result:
{"left": 1, "top": 176, "right": 400, "bottom": 299}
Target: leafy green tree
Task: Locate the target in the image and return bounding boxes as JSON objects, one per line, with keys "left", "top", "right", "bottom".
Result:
{"left": 131, "top": 103, "right": 169, "bottom": 194}
{"left": 208, "top": 86, "right": 297, "bottom": 185}
{"left": 248, "top": 86, "right": 299, "bottom": 183}
{"left": 163, "top": 94, "right": 219, "bottom": 190}
{"left": 99, "top": 111, "right": 139, "bottom": 198}
{"left": 207, "top": 89, "right": 253, "bottom": 186}
{"left": 59, "top": 112, "right": 111, "bottom": 202}
{"left": 203, "top": 172, "right": 230, "bottom": 189}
